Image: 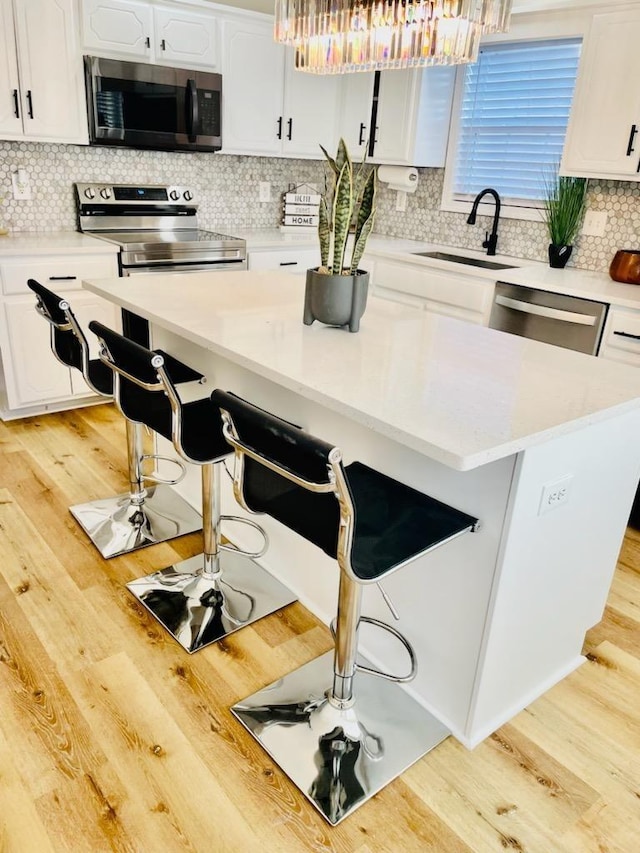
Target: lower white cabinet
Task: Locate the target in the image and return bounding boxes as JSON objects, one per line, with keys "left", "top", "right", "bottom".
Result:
{"left": 369, "top": 256, "right": 495, "bottom": 325}
{"left": 0, "top": 251, "right": 119, "bottom": 417}
{"left": 248, "top": 246, "right": 320, "bottom": 275}
{"left": 598, "top": 304, "right": 640, "bottom": 367}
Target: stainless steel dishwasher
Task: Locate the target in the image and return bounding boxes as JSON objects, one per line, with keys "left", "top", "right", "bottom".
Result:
{"left": 488, "top": 281, "right": 608, "bottom": 355}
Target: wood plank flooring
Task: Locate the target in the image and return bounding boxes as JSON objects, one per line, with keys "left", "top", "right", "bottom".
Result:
{"left": 1, "top": 403, "right": 639, "bottom": 852}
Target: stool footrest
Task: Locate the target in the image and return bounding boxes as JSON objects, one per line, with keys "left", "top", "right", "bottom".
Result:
{"left": 220, "top": 514, "right": 269, "bottom": 558}
{"left": 331, "top": 615, "right": 417, "bottom": 684}
{"left": 140, "top": 454, "right": 186, "bottom": 486}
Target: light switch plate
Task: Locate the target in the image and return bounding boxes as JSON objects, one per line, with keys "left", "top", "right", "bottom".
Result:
{"left": 259, "top": 182, "right": 271, "bottom": 202}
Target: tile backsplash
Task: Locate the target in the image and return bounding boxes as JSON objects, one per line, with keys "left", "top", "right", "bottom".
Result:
{"left": 1, "top": 140, "right": 639, "bottom": 273}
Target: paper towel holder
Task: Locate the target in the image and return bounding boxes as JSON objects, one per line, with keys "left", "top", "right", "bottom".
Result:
{"left": 377, "top": 166, "right": 419, "bottom": 194}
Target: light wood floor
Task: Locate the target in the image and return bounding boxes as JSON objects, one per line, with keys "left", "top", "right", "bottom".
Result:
{"left": 1, "top": 403, "right": 639, "bottom": 852}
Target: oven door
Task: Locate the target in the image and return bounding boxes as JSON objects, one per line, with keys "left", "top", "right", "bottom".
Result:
{"left": 489, "top": 282, "right": 608, "bottom": 355}
{"left": 123, "top": 260, "right": 247, "bottom": 276}
{"left": 85, "top": 56, "right": 222, "bottom": 152}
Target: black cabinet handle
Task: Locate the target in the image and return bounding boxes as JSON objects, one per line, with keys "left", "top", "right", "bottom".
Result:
{"left": 12, "top": 89, "right": 19, "bottom": 118}
{"left": 276, "top": 116, "right": 282, "bottom": 139}
{"left": 358, "top": 122, "right": 366, "bottom": 146}
{"left": 26, "top": 90, "right": 33, "bottom": 119}
{"left": 627, "top": 124, "right": 638, "bottom": 156}
{"left": 287, "top": 117, "right": 293, "bottom": 140}
{"left": 48, "top": 275, "right": 77, "bottom": 281}
{"left": 613, "top": 330, "right": 640, "bottom": 341}
{"left": 145, "top": 36, "right": 150, "bottom": 47}
{"left": 279, "top": 261, "right": 297, "bottom": 266}
{"left": 160, "top": 39, "right": 166, "bottom": 50}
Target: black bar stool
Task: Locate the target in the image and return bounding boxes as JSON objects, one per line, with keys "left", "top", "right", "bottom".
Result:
{"left": 89, "top": 322, "right": 297, "bottom": 653}
{"left": 212, "top": 389, "right": 479, "bottom": 826}
{"left": 28, "top": 279, "right": 202, "bottom": 558}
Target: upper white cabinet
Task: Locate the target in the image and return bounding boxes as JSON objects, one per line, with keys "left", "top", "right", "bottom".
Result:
{"left": 338, "top": 72, "right": 375, "bottom": 160}
{"left": 0, "top": 0, "right": 87, "bottom": 143}
{"left": 220, "top": 14, "right": 339, "bottom": 158}
{"left": 338, "top": 66, "right": 455, "bottom": 167}
{"left": 82, "top": 0, "right": 219, "bottom": 70}
{"left": 373, "top": 68, "right": 455, "bottom": 166}
{"left": 562, "top": 6, "right": 640, "bottom": 180}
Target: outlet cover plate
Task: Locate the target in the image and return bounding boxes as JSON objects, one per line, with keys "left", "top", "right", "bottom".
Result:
{"left": 539, "top": 475, "right": 573, "bottom": 515}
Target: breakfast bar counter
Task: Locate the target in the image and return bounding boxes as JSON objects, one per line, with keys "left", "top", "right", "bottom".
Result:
{"left": 84, "top": 269, "right": 640, "bottom": 747}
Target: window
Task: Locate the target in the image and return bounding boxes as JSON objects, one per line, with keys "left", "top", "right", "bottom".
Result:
{"left": 442, "top": 38, "right": 582, "bottom": 217}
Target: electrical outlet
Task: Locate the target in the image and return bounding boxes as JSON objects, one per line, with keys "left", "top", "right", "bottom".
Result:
{"left": 11, "top": 168, "right": 31, "bottom": 200}
{"left": 581, "top": 210, "right": 608, "bottom": 237}
{"left": 539, "top": 475, "right": 573, "bottom": 515}
{"left": 395, "top": 190, "right": 407, "bottom": 212}
{"left": 259, "top": 182, "right": 271, "bottom": 202}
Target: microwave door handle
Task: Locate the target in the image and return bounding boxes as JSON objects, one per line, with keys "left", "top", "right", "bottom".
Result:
{"left": 495, "top": 295, "right": 597, "bottom": 326}
{"left": 187, "top": 78, "right": 198, "bottom": 142}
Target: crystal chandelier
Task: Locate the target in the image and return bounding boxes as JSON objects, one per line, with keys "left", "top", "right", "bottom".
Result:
{"left": 274, "top": 0, "right": 513, "bottom": 74}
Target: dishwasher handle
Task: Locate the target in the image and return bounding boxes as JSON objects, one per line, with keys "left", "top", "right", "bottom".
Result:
{"left": 494, "top": 294, "right": 597, "bottom": 326}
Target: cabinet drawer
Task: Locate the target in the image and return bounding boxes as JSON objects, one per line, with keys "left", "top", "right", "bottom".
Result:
{"left": 248, "top": 248, "right": 320, "bottom": 274}
{"left": 1, "top": 254, "right": 118, "bottom": 295}
{"left": 599, "top": 306, "right": 640, "bottom": 368}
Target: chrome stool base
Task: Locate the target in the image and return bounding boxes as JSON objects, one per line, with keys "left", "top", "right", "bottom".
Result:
{"left": 231, "top": 650, "right": 450, "bottom": 826}
{"left": 70, "top": 484, "right": 202, "bottom": 559}
{"left": 126, "top": 549, "right": 297, "bottom": 653}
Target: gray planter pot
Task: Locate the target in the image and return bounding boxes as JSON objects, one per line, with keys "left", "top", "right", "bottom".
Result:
{"left": 303, "top": 268, "right": 369, "bottom": 333}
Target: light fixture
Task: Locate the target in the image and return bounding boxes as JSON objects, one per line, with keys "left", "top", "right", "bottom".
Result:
{"left": 274, "top": 0, "right": 513, "bottom": 74}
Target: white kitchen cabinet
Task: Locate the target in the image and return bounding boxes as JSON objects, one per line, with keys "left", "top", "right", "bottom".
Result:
{"left": 369, "top": 256, "right": 495, "bottom": 325}
{"left": 0, "top": 251, "right": 119, "bottom": 417}
{"left": 82, "top": 0, "right": 219, "bottom": 70}
{"left": 248, "top": 246, "right": 320, "bottom": 275}
{"left": 220, "top": 14, "right": 339, "bottom": 158}
{"left": 598, "top": 305, "right": 640, "bottom": 368}
{"left": 372, "top": 67, "right": 456, "bottom": 166}
{"left": 337, "top": 67, "right": 455, "bottom": 167}
{"left": 0, "top": 0, "right": 87, "bottom": 143}
{"left": 562, "top": 6, "right": 640, "bottom": 180}
{"left": 338, "top": 72, "right": 376, "bottom": 160}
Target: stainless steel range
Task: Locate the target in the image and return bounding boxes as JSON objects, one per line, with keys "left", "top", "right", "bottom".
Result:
{"left": 76, "top": 182, "right": 247, "bottom": 275}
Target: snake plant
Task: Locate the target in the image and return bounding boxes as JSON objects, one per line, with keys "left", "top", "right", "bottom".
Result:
{"left": 318, "top": 138, "right": 377, "bottom": 275}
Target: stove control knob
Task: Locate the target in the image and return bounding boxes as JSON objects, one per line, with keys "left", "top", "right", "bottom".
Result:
{"left": 183, "top": 190, "right": 193, "bottom": 201}
{"left": 84, "top": 187, "right": 96, "bottom": 200}
{"left": 99, "top": 187, "right": 112, "bottom": 200}
{"left": 169, "top": 189, "right": 180, "bottom": 201}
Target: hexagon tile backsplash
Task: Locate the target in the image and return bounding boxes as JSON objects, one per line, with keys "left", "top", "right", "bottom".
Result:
{"left": 1, "top": 140, "right": 638, "bottom": 273}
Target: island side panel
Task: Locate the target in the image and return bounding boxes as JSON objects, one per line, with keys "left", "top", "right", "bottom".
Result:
{"left": 150, "top": 324, "right": 516, "bottom": 744}
{"left": 466, "top": 407, "right": 640, "bottom": 746}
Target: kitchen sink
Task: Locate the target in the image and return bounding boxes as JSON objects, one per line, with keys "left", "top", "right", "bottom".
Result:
{"left": 412, "top": 250, "right": 518, "bottom": 270}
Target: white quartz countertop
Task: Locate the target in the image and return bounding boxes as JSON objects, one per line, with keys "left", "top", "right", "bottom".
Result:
{"left": 241, "top": 229, "right": 640, "bottom": 310}
{"left": 83, "top": 269, "right": 640, "bottom": 471}
{"left": 0, "top": 232, "right": 119, "bottom": 256}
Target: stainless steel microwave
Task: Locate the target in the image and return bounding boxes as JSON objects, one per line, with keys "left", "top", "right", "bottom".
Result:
{"left": 84, "top": 56, "right": 222, "bottom": 153}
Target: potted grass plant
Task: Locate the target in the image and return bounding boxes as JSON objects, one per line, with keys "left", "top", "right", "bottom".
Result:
{"left": 303, "top": 138, "right": 377, "bottom": 332}
{"left": 541, "top": 174, "right": 588, "bottom": 268}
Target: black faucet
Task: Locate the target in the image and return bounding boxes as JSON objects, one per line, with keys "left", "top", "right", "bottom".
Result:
{"left": 466, "top": 188, "right": 501, "bottom": 256}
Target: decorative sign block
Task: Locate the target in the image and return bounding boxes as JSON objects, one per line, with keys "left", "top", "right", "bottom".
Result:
{"left": 281, "top": 182, "right": 321, "bottom": 229}
{"left": 283, "top": 214, "right": 319, "bottom": 226}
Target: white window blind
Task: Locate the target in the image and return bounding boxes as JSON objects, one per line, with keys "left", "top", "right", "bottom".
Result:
{"left": 453, "top": 39, "right": 582, "bottom": 206}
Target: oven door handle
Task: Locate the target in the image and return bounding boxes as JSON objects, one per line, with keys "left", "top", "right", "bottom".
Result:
{"left": 495, "top": 294, "right": 597, "bottom": 326}
{"left": 187, "top": 79, "right": 198, "bottom": 143}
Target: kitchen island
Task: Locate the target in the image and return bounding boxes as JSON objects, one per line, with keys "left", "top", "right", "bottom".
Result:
{"left": 84, "top": 269, "right": 640, "bottom": 748}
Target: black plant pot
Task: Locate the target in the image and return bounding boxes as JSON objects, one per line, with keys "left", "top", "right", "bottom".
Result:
{"left": 548, "top": 244, "right": 573, "bottom": 268}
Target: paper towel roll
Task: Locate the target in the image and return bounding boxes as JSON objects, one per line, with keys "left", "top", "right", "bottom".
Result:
{"left": 377, "top": 165, "right": 419, "bottom": 193}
